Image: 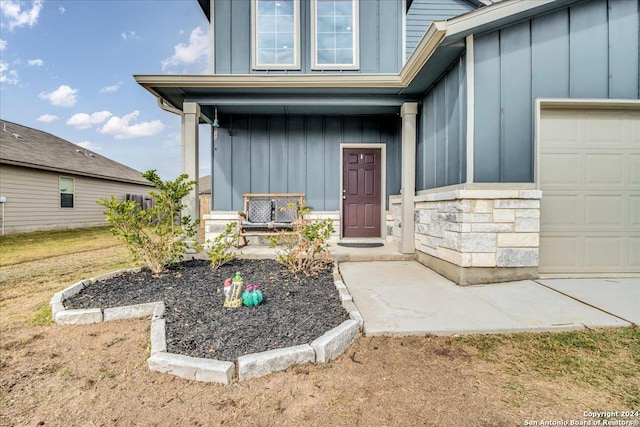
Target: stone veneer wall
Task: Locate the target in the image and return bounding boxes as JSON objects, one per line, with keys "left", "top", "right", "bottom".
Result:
{"left": 413, "top": 189, "right": 542, "bottom": 285}
{"left": 389, "top": 195, "right": 402, "bottom": 244}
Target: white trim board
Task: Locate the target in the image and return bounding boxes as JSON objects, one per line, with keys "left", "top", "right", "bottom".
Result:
{"left": 465, "top": 34, "right": 474, "bottom": 184}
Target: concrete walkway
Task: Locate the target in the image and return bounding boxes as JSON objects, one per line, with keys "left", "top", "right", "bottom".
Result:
{"left": 339, "top": 260, "right": 638, "bottom": 336}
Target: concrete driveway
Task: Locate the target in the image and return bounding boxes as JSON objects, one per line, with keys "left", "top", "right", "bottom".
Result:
{"left": 339, "top": 261, "right": 638, "bottom": 336}
{"left": 536, "top": 278, "right": 639, "bottom": 325}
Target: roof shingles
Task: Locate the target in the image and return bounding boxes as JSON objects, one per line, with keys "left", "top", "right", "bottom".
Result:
{"left": 0, "top": 120, "right": 152, "bottom": 186}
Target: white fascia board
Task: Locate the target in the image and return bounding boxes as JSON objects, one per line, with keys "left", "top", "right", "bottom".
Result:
{"left": 399, "top": 21, "right": 447, "bottom": 85}
{"left": 134, "top": 73, "right": 403, "bottom": 89}
{"left": 445, "top": 0, "right": 558, "bottom": 38}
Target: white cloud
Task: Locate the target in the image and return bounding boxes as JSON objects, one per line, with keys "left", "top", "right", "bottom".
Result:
{"left": 99, "top": 111, "right": 165, "bottom": 140}
{"left": 121, "top": 31, "right": 139, "bottom": 41}
{"left": 36, "top": 113, "right": 58, "bottom": 123}
{"left": 66, "top": 111, "right": 112, "bottom": 129}
{"left": 77, "top": 141, "right": 101, "bottom": 151}
{"left": 161, "top": 133, "right": 181, "bottom": 149}
{"left": 0, "top": 0, "right": 43, "bottom": 31}
{"left": 39, "top": 85, "right": 78, "bottom": 107}
{"left": 0, "top": 39, "right": 6, "bottom": 51}
{"left": 100, "top": 81, "right": 123, "bottom": 93}
{"left": 28, "top": 58, "right": 43, "bottom": 66}
{"left": 59, "top": 6, "right": 65, "bottom": 15}
{"left": 0, "top": 60, "right": 18, "bottom": 84}
{"left": 162, "top": 26, "right": 209, "bottom": 71}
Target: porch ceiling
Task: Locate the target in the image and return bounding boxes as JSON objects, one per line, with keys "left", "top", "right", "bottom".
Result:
{"left": 140, "top": 82, "right": 416, "bottom": 120}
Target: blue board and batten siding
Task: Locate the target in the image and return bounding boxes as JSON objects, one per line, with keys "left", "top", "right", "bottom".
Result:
{"left": 213, "top": 0, "right": 403, "bottom": 74}
{"left": 212, "top": 115, "right": 401, "bottom": 211}
{"left": 405, "top": 0, "right": 475, "bottom": 60}
{"left": 473, "top": 0, "right": 640, "bottom": 183}
{"left": 417, "top": 55, "right": 467, "bottom": 191}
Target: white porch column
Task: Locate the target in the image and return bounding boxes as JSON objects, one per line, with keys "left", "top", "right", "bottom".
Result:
{"left": 400, "top": 102, "right": 418, "bottom": 254}
{"left": 182, "top": 102, "right": 200, "bottom": 222}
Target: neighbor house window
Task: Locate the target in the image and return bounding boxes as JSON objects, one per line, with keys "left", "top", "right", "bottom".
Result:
{"left": 311, "top": 0, "right": 359, "bottom": 70}
{"left": 252, "top": 0, "right": 300, "bottom": 70}
{"left": 59, "top": 177, "right": 74, "bottom": 208}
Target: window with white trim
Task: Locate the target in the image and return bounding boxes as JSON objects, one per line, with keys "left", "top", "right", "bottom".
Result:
{"left": 252, "top": 0, "right": 300, "bottom": 70}
{"left": 59, "top": 177, "right": 74, "bottom": 208}
{"left": 311, "top": 0, "right": 359, "bottom": 70}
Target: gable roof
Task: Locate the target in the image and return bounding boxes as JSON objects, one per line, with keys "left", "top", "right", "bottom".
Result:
{"left": 198, "top": 174, "right": 211, "bottom": 195}
{"left": 0, "top": 120, "right": 152, "bottom": 186}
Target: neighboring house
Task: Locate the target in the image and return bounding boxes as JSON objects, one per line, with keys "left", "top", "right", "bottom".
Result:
{"left": 0, "top": 120, "right": 154, "bottom": 234}
{"left": 135, "top": 0, "right": 639, "bottom": 284}
{"left": 198, "top": 175, "right": 212, "bottom": 226}
{"left": 198, "top": 175, "right": 212, "bottom": 197}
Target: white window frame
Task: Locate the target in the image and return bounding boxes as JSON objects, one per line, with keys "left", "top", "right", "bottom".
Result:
{"left": 311, "top": 0, "right": 360, "bottom": 70}
{"left": 251, "top": 0, "right": 301, "bottom": 70}
{"left": 59, "top": 176, "right": 74, "bottom": 209}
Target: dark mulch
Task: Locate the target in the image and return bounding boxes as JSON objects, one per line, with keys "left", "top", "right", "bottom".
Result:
{"left": 65, "top": 259, "right": 349, "bottom": 362}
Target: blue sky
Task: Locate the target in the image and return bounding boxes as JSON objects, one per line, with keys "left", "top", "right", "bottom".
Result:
{"left": 1, "top": 0, "right": 212, "bottom": 179}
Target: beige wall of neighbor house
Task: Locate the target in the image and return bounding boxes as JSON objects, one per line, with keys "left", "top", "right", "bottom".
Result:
{"left": 537, "top": 101, "right": 640, "bottom": 276}
{"left": 0, "top": 165, "right": 153, "bottom": 234}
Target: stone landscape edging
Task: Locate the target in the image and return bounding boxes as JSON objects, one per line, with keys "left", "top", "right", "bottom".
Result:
{"left": 50, "top": 261, "right": 362, "bottom": 384}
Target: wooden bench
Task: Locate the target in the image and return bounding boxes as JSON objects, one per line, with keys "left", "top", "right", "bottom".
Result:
{"left": 236, "top": 193, "right": 305, "bottom": 248}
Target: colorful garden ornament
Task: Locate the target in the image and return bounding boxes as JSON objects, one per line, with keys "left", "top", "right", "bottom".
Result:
{"left": 242, "top": 284, "right": 263, "bottom": 307}
{"left": 223, "top": 271, "right": 243, "bottom": 308}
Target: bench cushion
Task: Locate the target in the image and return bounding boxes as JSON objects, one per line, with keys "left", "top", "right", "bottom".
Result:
{"left": 274, "top": 198, "right": 298, "bottom": 223}
{"left": 241, "top": 222, "right": 294, "bottom": 232}
{"left": 247, "top": 198, "right": 272, "bottom": 223}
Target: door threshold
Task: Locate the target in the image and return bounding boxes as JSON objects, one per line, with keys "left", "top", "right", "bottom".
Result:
{"left": 339, "top": 237, "right": 385, "bottom": 243}
{"left": 337, "top": 237, "right": 385, "bottom": 248}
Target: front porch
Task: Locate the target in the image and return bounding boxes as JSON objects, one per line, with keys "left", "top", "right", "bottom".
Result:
{"left": 200, "top": 223, "right": 415, "bottom": 263}
{"left": 136, "top": 77, "right": 545, "bottom": 286}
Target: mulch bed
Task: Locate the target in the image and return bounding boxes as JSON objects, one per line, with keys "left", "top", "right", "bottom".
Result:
{"left": 64, "top": 259, "right": 349, "bottom": 362}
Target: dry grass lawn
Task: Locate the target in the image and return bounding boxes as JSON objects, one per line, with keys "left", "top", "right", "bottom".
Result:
{"left": 1, "top": 227, "right": 638, "bottom": 426}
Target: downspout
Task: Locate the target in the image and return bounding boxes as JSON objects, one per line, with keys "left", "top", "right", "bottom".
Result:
{"left": 157, "top": 96, "right": 213, "bottom": 124}
{"left": 157, "top": 97, "right": 183, "bottom": 116}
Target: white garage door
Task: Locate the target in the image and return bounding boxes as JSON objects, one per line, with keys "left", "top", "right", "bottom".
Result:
{"left": 539, "top": 106, "right": 640, "bottom": 275}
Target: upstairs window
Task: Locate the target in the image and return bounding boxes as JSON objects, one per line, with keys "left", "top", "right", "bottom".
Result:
{"left": 252, "top": 0, "right": 300, "bottom": 70}
{"left": 59, "top": 177, "right": 74, "bottom": 208}
{"left": 311, "top": 0, "right": 359, "bottom": 70}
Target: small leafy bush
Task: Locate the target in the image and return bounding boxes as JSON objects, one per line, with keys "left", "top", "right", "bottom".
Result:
{"left": 207, "top": 222, "right": 239, "bottom": 270}
{"left": 98, "top": 170, "right": 200, "bottom": 274}
{"left": 269, "top": 204, "right": 334, "bottom": 276}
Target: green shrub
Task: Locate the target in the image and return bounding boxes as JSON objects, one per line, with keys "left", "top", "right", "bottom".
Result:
{"left": 207, "top": 222, "right": 239, "bottom": 270}
{"left": 269, "top": 204, "right": 334, "bottom": 276}
{"left": 97, "top": 170, "right": 200, "bottom": 274}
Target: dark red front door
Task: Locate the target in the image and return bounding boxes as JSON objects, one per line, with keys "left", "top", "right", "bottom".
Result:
{"left": 342, "top": 148, "right": 382, "bottom": 238}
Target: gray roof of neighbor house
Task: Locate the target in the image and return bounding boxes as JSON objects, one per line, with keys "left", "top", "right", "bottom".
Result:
{"left": 0, "top": 120, "right": 153, "bottom": 186}
{"left": 198, "top": 175, "right": 211, "bottom": 195}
